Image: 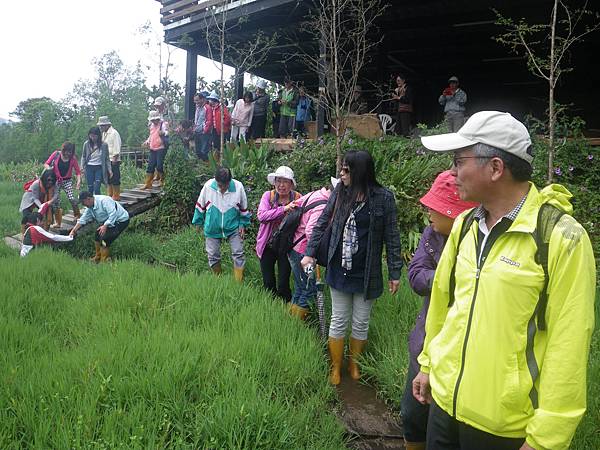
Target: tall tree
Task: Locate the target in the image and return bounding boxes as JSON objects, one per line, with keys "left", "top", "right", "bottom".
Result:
{"left": 495, "top": 1, "right": 600, "bottom": 182}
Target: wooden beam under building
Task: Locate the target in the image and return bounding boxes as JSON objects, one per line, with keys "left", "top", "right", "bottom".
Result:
{"left": 185, "top": 50, "right": 198, "bottom": 121}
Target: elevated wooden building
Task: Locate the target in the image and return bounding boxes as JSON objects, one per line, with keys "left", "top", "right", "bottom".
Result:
{"left": 156, "top": 0, "right": 600, "bottom": 131}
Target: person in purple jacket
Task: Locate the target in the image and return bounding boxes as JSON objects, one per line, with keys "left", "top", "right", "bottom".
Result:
{"left": 402, "top": 170, "right": 477, "bottom": 450}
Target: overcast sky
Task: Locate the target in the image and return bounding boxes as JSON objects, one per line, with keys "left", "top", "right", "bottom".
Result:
{"left": 0, "top": 0, "right": 229, "bottom": 119}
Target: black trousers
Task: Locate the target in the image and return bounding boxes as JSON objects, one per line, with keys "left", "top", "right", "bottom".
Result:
{"left": 95, "top": 219, "right": 129, "bottom": 246}
{"left": 250, "top": 115, "right": 267, "bottom": 139}
{"left": 426, "top": 400, "right": 525, "bottom": 450}
{"left": 259, "top": 246, "right": 292, "bottom": 302}
{"left": 109, "top": 161, "right": 121, "bottom": 185}
{"left": 401, "top": 360, "right": 429, "bottom": 442}
{"left": 397, "top": 111, "right": 412, "bottom": 137}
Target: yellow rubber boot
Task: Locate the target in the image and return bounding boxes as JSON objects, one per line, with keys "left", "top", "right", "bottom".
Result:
{"left": 348, "top": 337, "right": 367, "bottom": 380}
{"left": 99, "top": 246, "right": 111, "bottom": 262}
{"left": 141, "top": 173, "right": 154, "bottom": 189}
{"left": 157, "top": 171, "right": 165, "bottom": 187}
{"left": 90, "top": 242, "right": 101, "bottom": 263}
{"left": 233, "top": 266, "right": 244, "bottom": 283}
{"left": 404, "top": 441, "right": 426, "bottom": 450}
{"left": 328, "top": 337, "right": 345, "bottom": 386}
{"left": 107, "top": 185, "right": 114, "bottom": 197}
{"left": 112, "top": 185, "right": 121, "bottom": 201}
{"left": 290, "top": 304, "right": 309, "bottom": 320}
{"left": 51, "top": 208, "right": 63, "bottom": 229}
{"left": 72, "top": 205, "right": 81, "bottom": 219}
{"left": 211, "top": 263, "right": 222, "bottom": 275}
{"left": 153, "top": 170, "right": 159, "bottom": 181}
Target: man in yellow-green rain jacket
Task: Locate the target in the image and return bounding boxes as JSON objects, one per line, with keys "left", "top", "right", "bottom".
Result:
{"left": 413, "top": 111, "right": 596, "bottom": 450}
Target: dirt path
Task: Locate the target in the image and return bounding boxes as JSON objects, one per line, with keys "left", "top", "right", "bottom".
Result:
{"left": 335, "top": 367, "right": 405, "bottom": 449}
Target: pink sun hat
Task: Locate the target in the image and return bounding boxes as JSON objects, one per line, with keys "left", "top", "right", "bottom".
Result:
{"left": 420, "top": 170, "right": 478, "bottom": 218}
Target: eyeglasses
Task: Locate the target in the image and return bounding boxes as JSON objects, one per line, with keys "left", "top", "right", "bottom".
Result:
{"left": 452, "top": 155, "right": 493, "bottom": 167}
{"left": 340, "top": 166, "right": 350, "bottom": 174}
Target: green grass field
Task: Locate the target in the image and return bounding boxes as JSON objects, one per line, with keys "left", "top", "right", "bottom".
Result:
{"left": 1, "top": 167, "right": 598, "bottom": 449}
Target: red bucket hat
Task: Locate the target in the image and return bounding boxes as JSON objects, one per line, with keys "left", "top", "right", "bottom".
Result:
{"left": 420, "top": 170, "right": 478, "bottom": 218}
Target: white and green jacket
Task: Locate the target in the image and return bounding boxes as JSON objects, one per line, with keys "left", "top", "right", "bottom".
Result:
{"left": 192, "top": 178, "right": 250, "bottom": 238}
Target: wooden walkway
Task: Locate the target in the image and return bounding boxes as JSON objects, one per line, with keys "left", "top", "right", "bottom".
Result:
{"left": 4, "top": 182, "right": 163, "bottom": 251}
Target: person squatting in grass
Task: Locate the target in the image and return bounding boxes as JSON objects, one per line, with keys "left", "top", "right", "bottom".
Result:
{"left": 286, "top": 177, "right": 338, "bottom": 320}
{"left": 192, "top": 167, "right": 251, "bottom": 282}
{"left": 80, "top": 126, "right": 111, "bottom": 195}
{"left": 414, "top": 111, "right": 596, "bottom": 450}
{"left": 44, "top": 141, "right": 82, "bottom": 229}
{"left": 20, "top": 212, "right": 73, "bottom": 257}
{"left": 301, "top": 150, "right": 403, "bottom": 385}
{"left": 257, "top": 166, "right": 302, "bottom": 302}
{"left": 401, "top": 170, "right": 477, "bottom": 450}
{"left": 19, "top": 169, "right": 58, "bottom": 236}
{"left": 69, "top": 191, "right": 130, "bottom": 263}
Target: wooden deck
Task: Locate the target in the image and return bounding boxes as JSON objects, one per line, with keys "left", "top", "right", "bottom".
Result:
{"left": 4, "top": 182, "right": 163, "bottom": 251}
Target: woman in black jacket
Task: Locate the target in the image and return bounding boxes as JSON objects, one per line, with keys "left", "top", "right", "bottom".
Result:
{"left": 301, "top": 150, "right": 402, "bottom": 385}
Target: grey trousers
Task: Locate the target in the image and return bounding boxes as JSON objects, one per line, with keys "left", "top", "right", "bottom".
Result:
{"left": 278, "top": 115, "right": 295, "bottom": 138}
{"left": 205, "top": 231, "right": 245, "bottom": 268}
{"left": 329, "top": 287, "right": 375, "bottom": 340}
{"left": 446, "top": 111, "right": 465, "bottom": 132}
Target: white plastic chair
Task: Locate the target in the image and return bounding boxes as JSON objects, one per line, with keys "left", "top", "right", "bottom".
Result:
{"left": 379, "top": 114, "right": 395, "bottom": 135}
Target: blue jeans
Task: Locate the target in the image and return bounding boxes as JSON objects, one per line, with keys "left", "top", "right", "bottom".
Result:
{"left": 288, "top": 249, "right": 316, "bottom": 308}
{"left": 194, "top": 132, "right": 212, "bottom": 161}
{"left": 85, "top": 165, "right": 103, "bottom": 194}
{"left": 146, "top": 148, "right": 167, "bottom": 174}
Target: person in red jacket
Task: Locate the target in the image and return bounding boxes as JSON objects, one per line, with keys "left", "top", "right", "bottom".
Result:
{"left": 20, "top": 212, "right": 73, "bottom": 257}
{"left": 207, "top": 91, "right": 231, "bottom": 155}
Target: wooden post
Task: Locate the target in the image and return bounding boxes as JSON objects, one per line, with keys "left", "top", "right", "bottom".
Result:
{"left": 185, "top": 50, "right": 198, "bottom": 121}
{"left": 234, "top": 67, "right": 244, "bottom": 101}
{"left": 317, "top": 33, "right": 327, "bottom": 136}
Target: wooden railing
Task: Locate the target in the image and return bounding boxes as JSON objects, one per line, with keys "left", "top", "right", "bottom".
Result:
{"left": 158, "top": 0, "right": 229, "bottom": 25}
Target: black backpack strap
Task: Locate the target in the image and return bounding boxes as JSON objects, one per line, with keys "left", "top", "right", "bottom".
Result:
{"left": 448, "top": 209, "right": 477, "bottom": 307}
{"left": 532, "top": 204, "right": 564, "bottom": 331}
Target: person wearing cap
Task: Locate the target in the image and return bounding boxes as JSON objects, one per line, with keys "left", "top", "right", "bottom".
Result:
{"left": 286, "top": 177, "right": 338, "bottom": 320}
{"left": 301, "top": 151, "right": 402, "bottom": 386}
{"left": 194, "top": 91, "right": 214, "bottom": 161}
{"left": 97, "top": 116, "right": 122, "bottom": 200}
{"left": 81, "top": 126, "right": 111, "bottom": 195}
{"left": 153, "top": 96, "right": 168, "bottom": 119}
{"left": 250, "top": 79, "right": 270, "bottom": 139}
{"left": 256, "top": 165, "right": 302, "bottom": 302}
{"left": 414, "top": 111, "right": 596, "bottom": 450}
{"left": 192, "top": 167, "right": 250, "bottom": 282}
{"left": 231, "top": 91, "right": 254, "bottom": 144}
{"left": 69, "top": 191, "right": 130, "bottom": 262}
{"left": 207, "top": 91, "right": 231, "bottom": 153}
{"left": 278, "top": 78, "right": 298, "bottom": 138}
{"left": 439, "top": 76, "right": 467, "bottom": 132}
{"left": 141, "top": 110, "right": 168, "bottom": 189}
{"left": 402, "top": 170, "right": 477, "bottom": 450}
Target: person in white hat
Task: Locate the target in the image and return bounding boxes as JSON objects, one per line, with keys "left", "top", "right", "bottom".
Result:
{"left": 250, "top": 80, "right": 270, "bottom": 139}
{"left": 207, "top": 91, "right": 231, "bottom": 153}
{"left": 141, "top": 110, "right": 168, "bottom": 189}
{"left": 413, "top": 111, "right": 596, "bottom": 450}
{"left": 256, "top": 165, "right": 302, "bottom": 302}
{"left": 439, "top": 76, "right": 467, "bottom": 132}
{"left": 97, "top": 116, "right": 122, "bottom": 200}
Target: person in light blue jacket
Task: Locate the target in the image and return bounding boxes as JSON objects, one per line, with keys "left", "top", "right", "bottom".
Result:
{"left": 294, "top": 86, "right": 312, "bottom": 137}
{"left": 192, "top": 167, "right": 250, "bottom": 281}
{"left": 69, "top": 191, "right": 130, "bottom": 262}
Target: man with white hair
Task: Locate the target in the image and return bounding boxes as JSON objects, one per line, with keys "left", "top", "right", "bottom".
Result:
{"left": 97, "top": 116, "right": 122, "bottom": 200}
{"left": 413, "top": 111, "right": 595, "bottom": 450}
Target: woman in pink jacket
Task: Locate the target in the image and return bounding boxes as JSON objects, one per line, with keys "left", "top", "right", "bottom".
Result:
{"left": 256, "top": 166, "right": 301, "bottom": 302}
{"left": 287, "top": 178, "right": 337, "bottom": 319}
{"left": 44, "top": 141, "right": 82, "bottom": 226}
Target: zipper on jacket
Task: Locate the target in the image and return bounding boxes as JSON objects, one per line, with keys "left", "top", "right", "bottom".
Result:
{"left": 452, "top": 219, "right": 511, "bottom": 418}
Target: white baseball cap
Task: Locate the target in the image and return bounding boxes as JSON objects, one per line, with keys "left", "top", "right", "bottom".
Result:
{"left": 153, "top": 96, "right": 166, "bottom": 106}
{"left": 267, "top": 166, "right": 296, "bottom": 186}
{"left": 420, "top": 111, "right": 533, "bottom": 165}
